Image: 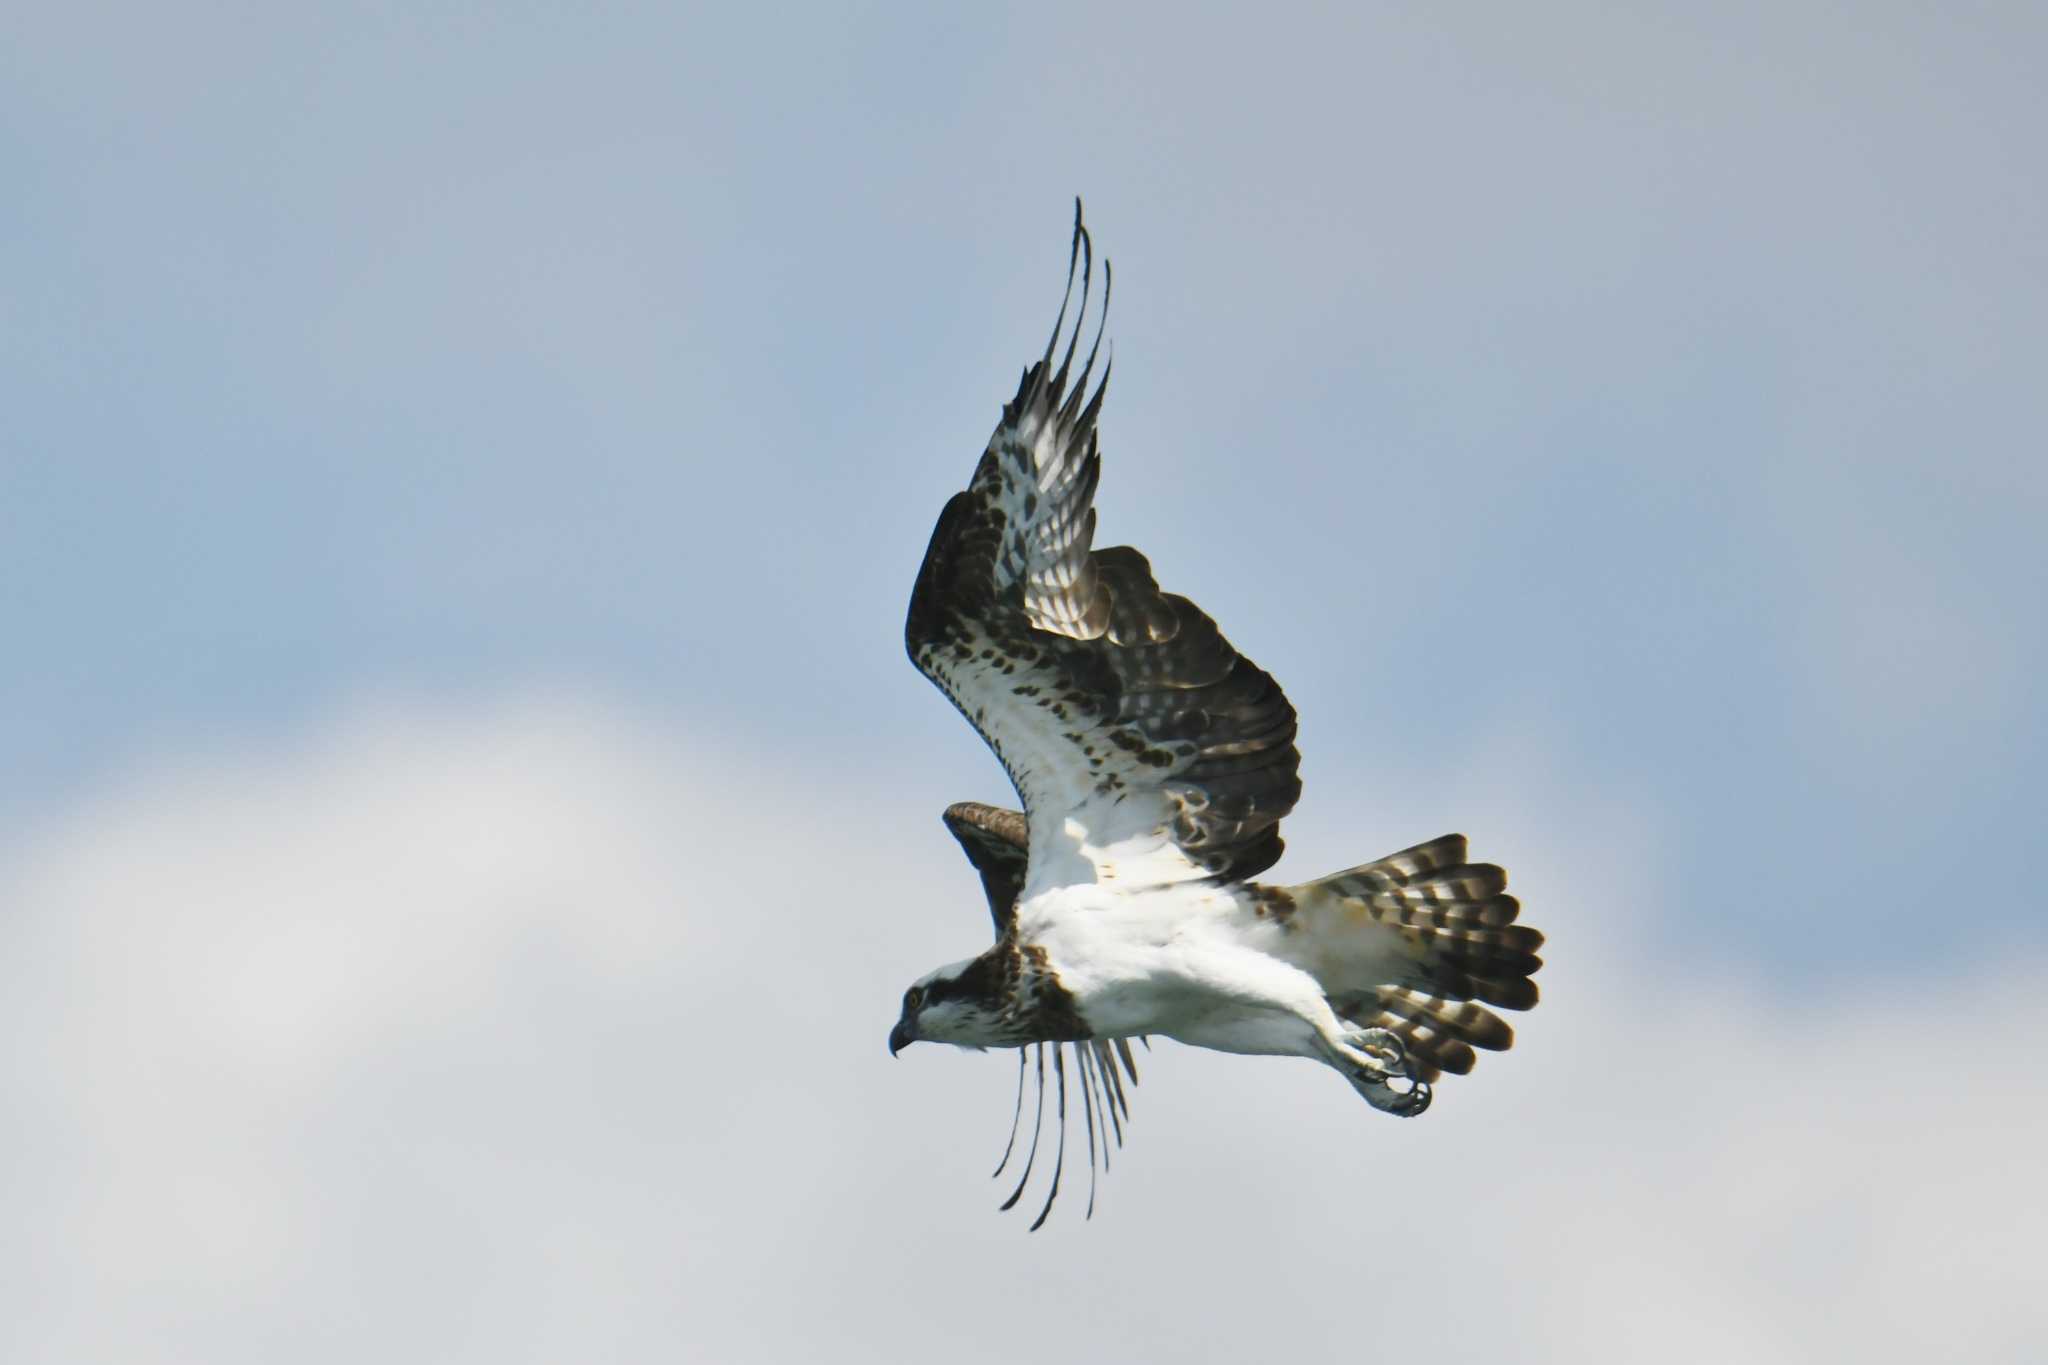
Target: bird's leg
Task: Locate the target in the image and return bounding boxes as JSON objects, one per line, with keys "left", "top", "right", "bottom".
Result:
{"left": 1324, "top": 1024, "right": 1432, "bottom": 1118}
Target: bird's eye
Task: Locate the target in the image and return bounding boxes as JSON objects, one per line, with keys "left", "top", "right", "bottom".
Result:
{"left": 907, "top": 988, "right": 924, "bottom": 1010}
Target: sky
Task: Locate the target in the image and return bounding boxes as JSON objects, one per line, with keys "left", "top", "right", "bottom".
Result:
{"left": 3, "top": 3, "right": 2045, "bottom": 1360}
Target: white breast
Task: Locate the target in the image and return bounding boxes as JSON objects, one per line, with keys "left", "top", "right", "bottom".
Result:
{"left": 1017, "top": 881, "right": 1326, "bottom": 1047}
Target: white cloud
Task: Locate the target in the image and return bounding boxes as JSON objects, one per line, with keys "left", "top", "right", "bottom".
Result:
{"left": 2, "top": 694, "right": 2043, "bottom": 1362}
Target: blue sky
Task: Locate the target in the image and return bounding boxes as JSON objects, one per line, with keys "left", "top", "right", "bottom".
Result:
{"left": 4, "top": 4, "right": 2045, "bottom": 1360}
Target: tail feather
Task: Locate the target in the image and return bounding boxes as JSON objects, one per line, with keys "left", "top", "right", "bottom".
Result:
{"left": 1342, "top": 989, "right": 1516, "bottom": 1082}
{"left": 1332, "top": 833, "right": 1470, "bottom": 887}
{"left": 1283, "top": 833, "right": 1544, "bottom": 1085}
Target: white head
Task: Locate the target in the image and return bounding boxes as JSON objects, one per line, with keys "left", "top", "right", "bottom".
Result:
{"left": 888, "top": 951, "right": 1015, "bottom": 1054}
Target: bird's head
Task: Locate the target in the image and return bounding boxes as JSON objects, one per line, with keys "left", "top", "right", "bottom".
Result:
{"left": 889, "top": 952, "right": 1012, "bottom": 1055}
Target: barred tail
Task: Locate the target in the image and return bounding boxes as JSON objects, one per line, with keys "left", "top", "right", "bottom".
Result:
{"left": 1287, "top": 834, "right": 1544, "bottom": 1084}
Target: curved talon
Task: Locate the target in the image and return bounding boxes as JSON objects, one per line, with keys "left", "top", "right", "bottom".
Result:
{"left": 1348, "top": 1026, "right": 1406, "bottom": 1068}
{"left": 1354, "top": 1067, "right": 1433, "bottom": 1117}
{"left": 1337, "top": 1025, "right": 1431, "bottom": 1116}
{"left": 1381, "top": 1075, "right": 1433, "bottom": 1117}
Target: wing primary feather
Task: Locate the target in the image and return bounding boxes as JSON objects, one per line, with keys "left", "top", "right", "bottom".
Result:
{"left": 1075, "top": 350, "right": 1112, "bottom": 437}
{"left": 1051, "top": 213, "right": 1094, "bottom": 400}
{"left": 1097, "top": 1047, "right": 1130, "bottom": 1129}
{"left": 1061, "top": 257, "right": 1111, "bottom": 431}
{"left": 1093, "top": 1040, "right": 1127, "bottom": 1145}
{"left": 991, "top": 1047, "right": 1028, "bottom": 1179}
{"left": 1079, "top": 259, "right": 1110, "bottom": 401}
{"left": 1039, "top": 199, "right": 1084, "bottom": 373}
{"left": 1090, "top": 1045, "right": 1117, "bottom": 1167}
{"left": 999, "top": 1044, "right": 1048, "bottom": 1213}
{"left": 1105, "top": 1040, "right": 1133, "bottom": 1127}
{"left": 1080, "top": 1041, "right": 1108, "bottom": 1158}
{"left": 1029, "top": 1046, "right": 1069, "bottom": 1232}
{"left": 1116, "top": 1037, "right": 1141, "bottom": 1086}
{"left": 1076, "top": 1044, "right": 1101, "bottom": 1219}
{"left": 1086, "top": 1044, "right": 1113, "bottom": 1164}
{"left": 1089, "top": 1048, "right": 1109, "bottom": 1172}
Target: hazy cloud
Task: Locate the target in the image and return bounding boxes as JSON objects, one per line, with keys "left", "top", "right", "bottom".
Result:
{"left": 4, "top": 698, "right": 2040, "bottom": 1362}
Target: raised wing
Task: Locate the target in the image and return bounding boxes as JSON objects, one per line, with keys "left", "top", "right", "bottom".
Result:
{"left": 907, "top": 206, "right": 1301, "bottom": 892}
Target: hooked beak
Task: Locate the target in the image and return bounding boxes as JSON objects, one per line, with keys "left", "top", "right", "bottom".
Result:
{"left": 889, "top": 1019, "right": 917, "bottom": 1057}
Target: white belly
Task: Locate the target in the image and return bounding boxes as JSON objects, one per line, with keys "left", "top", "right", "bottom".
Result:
{"left": 1016, "top": 881, "right": 1330, "bottom": 1057}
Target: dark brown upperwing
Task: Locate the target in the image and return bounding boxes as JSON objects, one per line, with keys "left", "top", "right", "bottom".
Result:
{"left": 1075, "top": 544, "right": 1301, "bottom": 881}
{"left": 943, "top": 801, "right": 1031, "bottom": 937}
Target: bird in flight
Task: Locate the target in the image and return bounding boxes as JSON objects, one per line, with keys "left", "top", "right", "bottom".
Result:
{"left": 892, "top": 203, "right": 1544, "bottom": 1227}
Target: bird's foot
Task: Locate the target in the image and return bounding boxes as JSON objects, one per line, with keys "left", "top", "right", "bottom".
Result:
{"left": 1336, "top": 1026, "right": 1432, "bottom": 1118}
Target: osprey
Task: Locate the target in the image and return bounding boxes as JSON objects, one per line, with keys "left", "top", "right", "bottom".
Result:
{"left": 892, "top": 204, "right": 1544, "bottom": 1226}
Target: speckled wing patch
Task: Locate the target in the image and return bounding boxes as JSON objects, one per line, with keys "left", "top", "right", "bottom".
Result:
{"left": 906, "top": 205, "right": 1302, "bottom": 890}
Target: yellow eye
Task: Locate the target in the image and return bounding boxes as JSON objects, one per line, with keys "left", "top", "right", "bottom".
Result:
{"left": 907, "top": 988, "right": 924, "bottom": 1010}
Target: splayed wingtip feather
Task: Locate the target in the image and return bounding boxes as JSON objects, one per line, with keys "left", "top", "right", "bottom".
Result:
{"left": 1075, "top": 1044, "right": 1101, "bottom": 1219}
{"left": 999, "top": 1043, "right": 1049, "bottom": 1213}
{"left": 1051, "top": 220, "right": 1093, "bottom": 400}
{"left": 1028, "top": 1046, "right": 1070, "bottom": 1232}
{"left": 992, "top": 1047, "right": 1028, "bottom": 1179}
{"left": 1038, "top": 203, "right": 1084, "bottom": 375}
